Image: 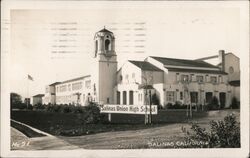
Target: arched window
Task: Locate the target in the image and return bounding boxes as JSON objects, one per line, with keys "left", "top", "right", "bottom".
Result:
{"left": 229, "top": 66, "right": 234, "bottom": 74}
{"left": 105, "top": 39, "right": 111, "bottom": 51}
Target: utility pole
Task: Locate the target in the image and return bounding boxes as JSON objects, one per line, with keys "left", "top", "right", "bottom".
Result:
{"left": 144, "top": 89, "right": 148, "bottom": 125}
{"left": 149, "top": 90, "right": 152, "bottom": 124}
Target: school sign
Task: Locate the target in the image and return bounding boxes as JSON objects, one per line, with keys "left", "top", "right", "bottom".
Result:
{"left": 100, "top": 104, "right": 158, "bottom": 115}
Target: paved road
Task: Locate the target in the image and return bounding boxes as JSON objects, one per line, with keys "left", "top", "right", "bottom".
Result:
{"left": 60, "top": 110, "right": 240, "bottom": 149}
{"left": 59, "top": 123, "right": 189, "bottom": 149}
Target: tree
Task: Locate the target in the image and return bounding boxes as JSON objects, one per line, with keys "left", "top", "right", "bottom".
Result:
{"left": 182, "top": 113, "right": 240, "bottom": 148}
{"left": 10, "top": 92, "right": 22, "bottom": 105}
{"left": 152, "top": 93, "right": 160, "bottom": 109}
{"left": 10, "top": 92, "right": 25, "bottom": 109}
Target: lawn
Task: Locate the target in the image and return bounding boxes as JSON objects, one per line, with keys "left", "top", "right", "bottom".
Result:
{"left": 11, "top": 109, "right": 240, "bottom": 149}
{"left": 11, "top": 109, "right": 207, "bottom": 136}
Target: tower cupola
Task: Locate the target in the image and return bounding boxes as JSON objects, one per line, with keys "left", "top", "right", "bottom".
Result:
{"left": 93, "top": 27, "right": 116, "bottom": 58}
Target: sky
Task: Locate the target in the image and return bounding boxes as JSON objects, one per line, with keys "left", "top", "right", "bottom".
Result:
{"left": 9, "top": 2, "right": 242, "bottom": 98}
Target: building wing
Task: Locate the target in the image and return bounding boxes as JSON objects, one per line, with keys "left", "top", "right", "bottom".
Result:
{"left": 128, "top": 60, "right": 163, "bottom": 72}
{"left": 150, "top": 56, "right": 219, "bottom": 69}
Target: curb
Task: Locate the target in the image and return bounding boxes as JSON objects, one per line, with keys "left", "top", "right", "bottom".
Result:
{"left": 11, "top": 119, "right": 53, "bottom": 137}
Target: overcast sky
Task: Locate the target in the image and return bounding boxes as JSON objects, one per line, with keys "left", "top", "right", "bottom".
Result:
{"left": 9, "top": 2, "right": 243, "bottom": 98}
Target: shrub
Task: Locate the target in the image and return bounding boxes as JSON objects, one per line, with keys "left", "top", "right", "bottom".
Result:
{"left": 182, "top": 113, "right": 240, "bottom": 148}
{"left": 81, "top": 103, "right": 104, "bottom": 124}
{"left": 74, "top": 106, "right": 84, "bottom": 113}
{"left": 33, "top": 103, "right": 45, "bottom": 110}
{"left": 231, "top": 97, "right": 240, "bottom": 109}
{"left": 11, "top": 103, "right": 27, "bottom": 110}
{"left": 27, "top": 104, "right": 33, "bottom": 110}
{"left": 62, "top": 105, "right": 73, "bottom": 113}
{"left": 164, "top": 103, "right": 172, "bottom": 109}
{"left": 41, "top": 103, "right": 104, "bottom": 124}
{"left": 45, "top": 104, "right": 54, "bottom": 112}
{"left": 164, "top": 102, "right": 188, "bottom": 109}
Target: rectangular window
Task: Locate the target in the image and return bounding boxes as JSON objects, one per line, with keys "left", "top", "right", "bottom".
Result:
{"left": 205, "top": 75, "right": 209, "bottom": 82}
{"left": 68, "top": 84, "right": 71, "bottom": 91}
{"left": 60, "top": 85, "right": 67, "bottom": 92}
{"left": 206, "top": 92, "right": 213, "bottom": 103}
{"left": 138, "top": 93, "right": 142, "bottom": 102}
{"left": 123, "top": 91, "right": 127, "bottom": 105}
{"left": 166, "top": 91, "right": 175, "bottom": 102}
{"left": 132, "top": 73, "right": 135, "bottom": 78}
{"left": 85, "top": 80, "right": 91, "bottom": 89}
{"left": 125, "top": 74, "right": 129, "bottom": 83}
{"left": 129, "top": 91, "right": 134, "bottom": 105}
{"left": 196, "top": 76, "right": 204, "bottom": 83}
{"left": 117, "top": 91, "right": 120, "bottom": 104}
{"left": 210, "top": 76, "right": 217, "bottom": 84}
{"left": 131, "top": 73, "right": 136, "bottom": 83}
{"left": 219, "top": 75, "right": 223, "bottom": 83}
{"left": 180, "top": 92, "right": 183, "bottom": 100}
{"left": 72, "top": 82, "right": 82, "bottom": 90}
{"left": 190, "top": 74, "right": 194, "bottom": 82}
{"left": 181, "top": 75, "right": 189, "bottom": 82}
{"left": 190, "top": 92, "right": 198, "bottom": 103}
{"left": 176, "top": 73, "right": 179, "bottom": 82}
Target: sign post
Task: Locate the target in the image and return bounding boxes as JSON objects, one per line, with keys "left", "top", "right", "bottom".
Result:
{"left": 108, "top": 113, "right": 112, "bottom": 122}
{"left": 149, "top": 90, "right": 152, "bottom": 124}
{"left": 145, "top": 90, "right": 148, "bottom": 125}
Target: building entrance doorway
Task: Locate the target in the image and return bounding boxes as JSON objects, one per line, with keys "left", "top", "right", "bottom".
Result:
{"left": 219, "top": 92, "right": 226, "bottom": 108}
{"left": 205, "top": 92, "right": 213, "bottom": 104}
{"left": 190, "top": 92, "right": 198, "bottom": 104}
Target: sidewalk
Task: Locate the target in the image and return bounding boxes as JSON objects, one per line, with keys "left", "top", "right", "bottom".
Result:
{"left": 11, "top": 121, "right": 79, "bottom": 150}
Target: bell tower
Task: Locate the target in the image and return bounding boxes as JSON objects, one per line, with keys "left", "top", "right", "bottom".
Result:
{"left": 91, "top": 27, "right": 117, "bottom": 104}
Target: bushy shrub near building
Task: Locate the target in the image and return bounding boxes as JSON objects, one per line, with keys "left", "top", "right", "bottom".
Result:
{"left": 81, "top": 104, "right": 104, "bottom": 124}
{"left": 182, "top": 113, "right": 240, "bottom": 148}
{"left": 164, "top": 102, "right": 188, "bottom": 109}
{"left": 33, "top": 103, "right": 46, "bottom": 110}
{"left": 33, "top": 102, "right": 104, "bottom": 124}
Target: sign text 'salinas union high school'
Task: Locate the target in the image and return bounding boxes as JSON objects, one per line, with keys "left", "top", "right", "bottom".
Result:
{"left": 41, "top": 28, "right": 240, "bottom": 108}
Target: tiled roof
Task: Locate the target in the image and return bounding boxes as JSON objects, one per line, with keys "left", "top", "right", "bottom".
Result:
{"left": 49, "top": 75, "right": 91, "bottom": 86}
{"left": 150, "top": 56, "right": 219, "bottom": 68}
{"left": 167, "top": 68, "right": 228, "bottom": 74}
{"left": 128, "top": 60, "right": 163, "bottom": 72}
{"left": 98, "top": 28, "right": 113, "bottom": 33}
{"left": 49, "top": 82, "right": 61, "bottom": 86}
{"left": 60, "top": 75, "right": 91, "bottom": 84}
{"left": 33, "top": 94, "right": 45, "bottom": 97}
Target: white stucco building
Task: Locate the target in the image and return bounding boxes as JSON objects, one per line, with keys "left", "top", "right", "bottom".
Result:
{"left": 41, "top": 28, "right": 240, "bottom": 108}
